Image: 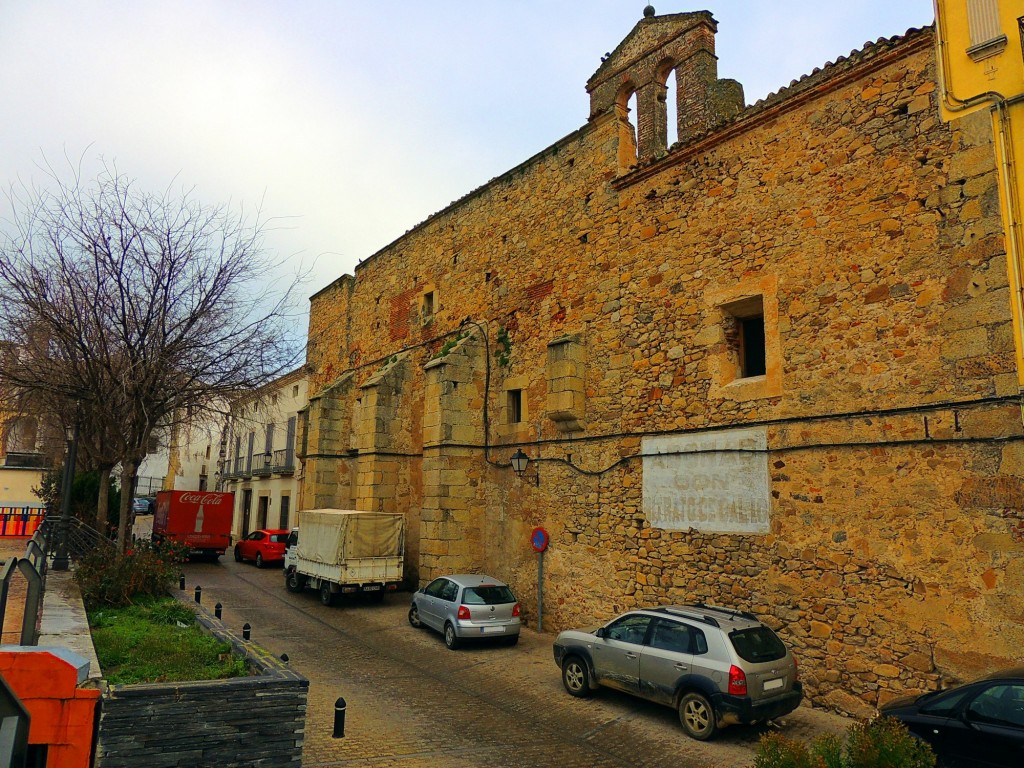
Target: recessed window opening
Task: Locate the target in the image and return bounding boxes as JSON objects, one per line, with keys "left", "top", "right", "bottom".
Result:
{"left": 665, "top": 68, "right": 679, "bottom": 147}
{"left": 627, "top": 91, "right": 639, "bottom": 145}
{"left": 724, "top": 296, "right": 766, "bottom": 379}
{"left": 507, "top": 389, "right": 523, "bottom": 424}
{"left": 422, "top": 291, "right": 435, "bottom": 318}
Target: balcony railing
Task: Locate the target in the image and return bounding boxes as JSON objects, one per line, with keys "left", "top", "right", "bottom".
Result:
{"left": 253, "top": 454, "right": 273, "bottom": 477}
{"left": 271, "top": 449, "right": 295, "bottom": 475}
{"left": 2, "top": 452, "right": 51, "bottom": 470}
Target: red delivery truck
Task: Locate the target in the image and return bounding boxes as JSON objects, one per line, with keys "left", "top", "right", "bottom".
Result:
{"left": 153, "top": 490, "right": 234, "bottom": 560}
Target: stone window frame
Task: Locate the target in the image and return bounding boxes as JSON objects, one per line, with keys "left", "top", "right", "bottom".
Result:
{"left": 420, "top": 285, "right": 437, "bottom": 325}
{"left": 497, "top": 375, "right": 531, "bottom": 439}
{"left": 705, "top": 274, "right": 782, "bottom": 402}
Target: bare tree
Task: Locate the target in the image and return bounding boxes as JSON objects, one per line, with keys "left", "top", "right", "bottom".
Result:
{"left": 0, "top": 162, "right": 305, "bottom": 553}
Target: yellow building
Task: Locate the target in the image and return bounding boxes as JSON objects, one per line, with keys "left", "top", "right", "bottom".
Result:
{"left": 222, "top": 369, "right": 307, "bottom": 537}
{"left": 934, "top": 0, "right": 1024, "bottom": 384}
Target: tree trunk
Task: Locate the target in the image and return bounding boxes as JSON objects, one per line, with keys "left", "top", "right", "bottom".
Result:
{"left": 116, "top": 460, "right": 137, "bottom": 555}
{"left": 96, "top": 465, "right": 111, "bottom": 536}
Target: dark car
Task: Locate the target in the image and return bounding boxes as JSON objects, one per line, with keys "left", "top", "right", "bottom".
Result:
{"left": 878, "top": 667, "right": 1024, "bottom": 767}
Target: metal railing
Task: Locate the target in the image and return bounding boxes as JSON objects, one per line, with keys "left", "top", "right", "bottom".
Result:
{"left": 42, "top": 515, "right": 115, "bottom": 564}
{"left": 271, "top": 449, "right": 295, "bottom": 474}
{"left": 0, "top": 526, "right": 48, "bottom": 646}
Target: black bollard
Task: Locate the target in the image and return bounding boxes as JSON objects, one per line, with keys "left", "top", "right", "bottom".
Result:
{"left": 333, "top": 697, "right": 347, "bottom": 738}
{"left": 281, "top": 653, "right": 289, "bottom": 664}
{"left": 215, "top": 602, "right": 223, "bottom": 620}
{"left": 194, "top": 585, "right": 202, "bottom": 604}
{"left": 180, "top": 573, "right": 185, "bottom": 590}
{"left": 242, "top": 623, "right": 251, "bottom": 641}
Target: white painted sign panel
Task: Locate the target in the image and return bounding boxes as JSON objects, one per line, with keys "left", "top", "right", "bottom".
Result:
{"left": 642, "top": 427, "right": 770, "bottom": 534}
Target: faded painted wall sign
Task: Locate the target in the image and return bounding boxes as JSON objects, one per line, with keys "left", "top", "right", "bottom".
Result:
{"left": 642, "top": 427, "right": 770, "bottom": 534}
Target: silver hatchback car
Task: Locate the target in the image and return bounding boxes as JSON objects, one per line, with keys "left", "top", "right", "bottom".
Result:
{"left": 553, "top": 604, "right": 801, "bottom": 741}
{"left": 409, "top": 574, "right": 521, "bottom": 649}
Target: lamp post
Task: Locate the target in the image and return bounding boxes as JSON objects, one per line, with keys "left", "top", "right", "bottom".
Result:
{"left": 52, "top": 419, "right": 80, "bottom": 571}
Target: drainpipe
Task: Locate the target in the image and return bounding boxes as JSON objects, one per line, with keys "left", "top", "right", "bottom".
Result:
{"left": 932, "top": 1, "right": 1024, "bottom": 425}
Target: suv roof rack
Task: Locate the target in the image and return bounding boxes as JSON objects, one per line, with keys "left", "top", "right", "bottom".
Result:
{"left": 655, "top": 603, "right": 759, "bottom": 628}
{"left": 692, "top": 602, "right": 759, "bottom": 622}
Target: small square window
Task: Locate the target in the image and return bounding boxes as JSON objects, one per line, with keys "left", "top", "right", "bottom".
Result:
{"left": 422, "top": 291, "right": 435, "bottom": 319}
{"left": 292, "top": 385, "right": 299, "bottom": 397}
{"left": 507, "top": 389, "right": 523, "bottom": 424}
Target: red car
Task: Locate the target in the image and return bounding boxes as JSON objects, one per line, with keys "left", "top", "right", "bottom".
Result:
{"left": 233, "top": 529, "right": 289, "bottom": 568}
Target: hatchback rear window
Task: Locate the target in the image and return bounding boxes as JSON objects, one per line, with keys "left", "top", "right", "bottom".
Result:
{"left": 269, "top": 534, "right": 289, "bottom": 543}
{"left": 463, "top": 586, "right": 515, "bottom": 605}
{"left": 729, "top": 627, "right": 787, "bottom": 663}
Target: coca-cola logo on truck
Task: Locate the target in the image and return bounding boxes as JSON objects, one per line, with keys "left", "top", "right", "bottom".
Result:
{"left": 180, "top": 493, "right": 226, "bottom": 505}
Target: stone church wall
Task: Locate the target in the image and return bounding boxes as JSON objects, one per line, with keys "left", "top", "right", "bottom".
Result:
{"left": 302, "top": 19, "right": 1024, "bottom": 715}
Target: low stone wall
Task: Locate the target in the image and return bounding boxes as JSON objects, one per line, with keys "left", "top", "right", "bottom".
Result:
{"left": 95, "top": 598, "right": 307, "bottom": 768}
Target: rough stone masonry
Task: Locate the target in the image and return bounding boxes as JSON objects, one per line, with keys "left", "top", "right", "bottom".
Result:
{"left": 298, "top": 10, "right": 1024, "bottom": 716}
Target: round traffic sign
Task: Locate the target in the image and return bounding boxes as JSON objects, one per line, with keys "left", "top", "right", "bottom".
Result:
{"left": 531, "top": 526, "right": 549, "bottom": 553}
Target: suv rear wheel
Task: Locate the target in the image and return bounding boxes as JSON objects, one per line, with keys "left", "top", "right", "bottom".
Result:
{"left": 679, "top": 692, "right": 717, "bottom": 741}
{"left": 561, "top": 656, "right": 591, "bottom": 698}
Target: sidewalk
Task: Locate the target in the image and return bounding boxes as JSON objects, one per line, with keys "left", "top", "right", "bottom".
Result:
{"left": 1, "top": 537, "right": 102, "bottom": 683}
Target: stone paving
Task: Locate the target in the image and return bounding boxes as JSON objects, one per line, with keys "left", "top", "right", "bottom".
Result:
{"left": 184, "top": 557, "right": 857, "bottom": 768}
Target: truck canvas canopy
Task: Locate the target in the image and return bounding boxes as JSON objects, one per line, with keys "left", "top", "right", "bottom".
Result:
{"left": 296, "top": 509, "right": 405, "bottom": 565}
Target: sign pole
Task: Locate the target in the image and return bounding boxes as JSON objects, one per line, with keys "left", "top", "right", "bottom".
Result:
{"left": 537, "top": 549, "right": 544, "bottom": 633}
{"left": 530, "top": 526, "right": 549, "bottom": 633}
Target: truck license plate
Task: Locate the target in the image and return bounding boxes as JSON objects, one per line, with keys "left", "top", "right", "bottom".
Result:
{"left": 363, "top": 585, "right": 382, "bottom": 592}
{"left": 764, "top": 678, "right": 784, "bottom": 691}
{"left": 480, "top": 626, "right": 504, "bottom": 634}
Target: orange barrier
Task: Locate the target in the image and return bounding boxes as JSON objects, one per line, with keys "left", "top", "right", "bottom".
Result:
{"left": 0, "top": 507, "right": 45, "bottom": 538}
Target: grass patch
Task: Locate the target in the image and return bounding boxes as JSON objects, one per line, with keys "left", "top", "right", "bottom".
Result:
{"left": 88, "top": 596, "right": 250, "bottom": 685}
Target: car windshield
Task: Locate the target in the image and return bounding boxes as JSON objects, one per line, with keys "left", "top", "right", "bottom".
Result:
{"left": 729, "top": 627, "right": 787, "bottom": 663}
{"left": 462, "top": 586, "right": 515, "bottom": 605}
{"left": 269, "top": 534, "right": 289, "bottom": 543}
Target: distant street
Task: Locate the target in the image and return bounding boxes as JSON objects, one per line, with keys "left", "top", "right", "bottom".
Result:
{"left": 183, "top": 557, "right": 850, "bottom": 768}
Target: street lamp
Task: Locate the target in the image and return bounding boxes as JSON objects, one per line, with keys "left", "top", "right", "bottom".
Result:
{"left": 52, "top": 418, "right": 80, "bottom": 571}
{"left": 509, "top": 449, "right": 538, "bottom": 486}
{"left": 510, "top": 449, "right": 529, "bottom": 477}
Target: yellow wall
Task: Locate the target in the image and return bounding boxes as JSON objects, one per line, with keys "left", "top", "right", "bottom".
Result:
{"left": 935, "top": 0, "right": 1024, "bottom": 386}
{"left": 0, "top": 468, "right": 45, "bottom": 506}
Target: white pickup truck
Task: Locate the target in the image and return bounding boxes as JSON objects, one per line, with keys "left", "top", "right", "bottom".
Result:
{"left": 284, "top": 509, "right": 405, "bottom": 605}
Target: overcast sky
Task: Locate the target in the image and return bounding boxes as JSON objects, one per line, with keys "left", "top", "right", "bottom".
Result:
{"left": 1, "top": 1, "right": 935, "bottom": 300}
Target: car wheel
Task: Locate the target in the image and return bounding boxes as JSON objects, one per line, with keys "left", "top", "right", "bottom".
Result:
{"left": 320, "top": 584, "right": 335, "bottom": 606}
{"left": 408, "top": 604, "right": 423, "bottom": 628}
{"left": 443, "top": 622, "right": 460, "bottom": 650}
{"left": 255, "top": 552, "right": 264, "bottom": 569}
{"left": 679, "top": 692, "right": 717, "bottom": 741}
{"left": 233, "top": 547, "right": 242, "bottom": 562}
{"left": 561, "top": 656, "right": 591, "bottom": 697}
{"left": 285, "top": 570, "right": 304, "bottom": 593}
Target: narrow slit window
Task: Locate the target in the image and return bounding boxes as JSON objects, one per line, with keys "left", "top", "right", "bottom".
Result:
{"left": 422, "top": 291, "right": 435, "bottom": 319}
{"left": 507, "top": 389, "right": 523, "bottom": 424}
{"left": 740, "top": 316, "right": 766, "bottom": 378}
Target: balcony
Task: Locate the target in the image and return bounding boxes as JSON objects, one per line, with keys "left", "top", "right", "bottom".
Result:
{"left": 253, "top": 454, "right": 273, "bottom": 477}
{"left": 271, "top": 449, "right": 295, "bottom": 475}
{"left": 2, "top": 452, "right": 51, "bottom": 469}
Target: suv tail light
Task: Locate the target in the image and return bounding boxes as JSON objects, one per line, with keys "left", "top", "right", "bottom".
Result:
{"left": 457, "top": 605, "right": 471, "bottom": 620}
{"left": 728, "top": 665, "right": 747, "bottom": 696}
{"left": 512, "top": 603, "right": 521, "bottom": 617}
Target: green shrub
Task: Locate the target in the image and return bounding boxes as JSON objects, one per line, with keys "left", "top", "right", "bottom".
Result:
{"left": 755, "top": 718, "right": 935, "bottom": 768}
{"left": 75, "top": 539, "right": 188, "bottom": 608}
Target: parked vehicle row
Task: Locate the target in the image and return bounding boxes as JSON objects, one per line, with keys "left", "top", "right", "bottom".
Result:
{"left": 270, "top": 510, "right": 1022, "bottom": 763}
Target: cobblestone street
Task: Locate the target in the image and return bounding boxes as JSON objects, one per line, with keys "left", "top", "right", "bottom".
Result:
{"left": 184, "top": 557, "right": 853, "bottom": 767}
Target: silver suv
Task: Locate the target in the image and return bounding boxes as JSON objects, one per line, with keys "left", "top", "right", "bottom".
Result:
{"left": 552, "top": 604, "right": 802, "bottom": 740}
